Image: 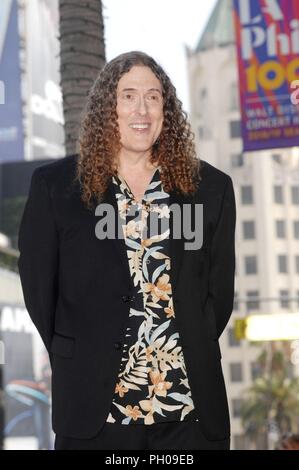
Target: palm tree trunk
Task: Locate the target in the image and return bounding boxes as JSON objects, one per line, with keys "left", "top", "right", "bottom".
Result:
{"left": 59, "top": 0, "right": 106, "bottom": 156}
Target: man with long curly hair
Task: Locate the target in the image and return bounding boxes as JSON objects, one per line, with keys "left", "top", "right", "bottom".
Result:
{"left": 18, "top": 51, "right": 236, "bottom": 450}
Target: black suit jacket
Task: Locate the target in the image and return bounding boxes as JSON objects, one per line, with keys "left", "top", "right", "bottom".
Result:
{"left": 17, "top": 154, "right": 236, "bottom": 441}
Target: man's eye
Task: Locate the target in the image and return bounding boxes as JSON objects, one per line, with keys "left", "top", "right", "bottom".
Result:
{"left": 125, "top": 94, "right": 134, "bottom": 99}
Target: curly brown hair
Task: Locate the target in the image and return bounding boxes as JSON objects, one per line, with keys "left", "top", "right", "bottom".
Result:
{"left": 75, "top": 50, "right": 202, "bottom": 210}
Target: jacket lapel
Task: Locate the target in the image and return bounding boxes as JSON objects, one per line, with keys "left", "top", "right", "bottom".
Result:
{"left": 101, "top": 179, "right": 135, "bottom": 291}
{"left": 168, "top": 190, "right": 195, "bottom": 295}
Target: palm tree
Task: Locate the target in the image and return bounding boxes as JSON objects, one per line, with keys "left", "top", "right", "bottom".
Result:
{"left": 240, "top": 347, "right": 299, "bottom": 449}
{"left": 59, "top": 0, "right": 106, "bottom": 155}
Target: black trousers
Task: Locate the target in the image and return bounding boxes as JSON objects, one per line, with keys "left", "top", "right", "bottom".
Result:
{"left": 54, "top": 420, "right": 230, "bottom": 450}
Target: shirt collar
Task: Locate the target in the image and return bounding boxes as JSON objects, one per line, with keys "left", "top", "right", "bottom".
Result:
{"left": 112, "top": 166, "right": 161, "bottom": 201}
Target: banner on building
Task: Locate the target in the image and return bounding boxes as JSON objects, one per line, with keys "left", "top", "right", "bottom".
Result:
{"left": 232, "top": 0, "right": 299, "bottom": 151}
{"left": 26, "top": 0, "right": 64, "bottom": 159}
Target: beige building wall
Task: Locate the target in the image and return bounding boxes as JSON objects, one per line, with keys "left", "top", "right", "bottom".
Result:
{"left": 186, "top": 0, "right": 299, "bottom": 449}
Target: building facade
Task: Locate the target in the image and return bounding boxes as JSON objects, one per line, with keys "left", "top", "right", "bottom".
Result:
{"left": 0, "top": 0, "right": 64, "bottom": 163}
{"left": 186, "top": 0, "right": 299, "bottom": 449}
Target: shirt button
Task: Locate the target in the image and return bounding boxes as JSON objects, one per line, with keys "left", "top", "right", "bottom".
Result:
{"left": 114, "top": 342, "right": 122, "bottom": 350}
{"left": 122, "top": 295, "right": 131, "bottom": 302}
{"left": 146, "top": 259, "right": 150, "bottom": 265}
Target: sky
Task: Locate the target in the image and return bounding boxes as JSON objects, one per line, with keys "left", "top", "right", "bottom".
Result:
{"left": 103, "top": 0, "right": 218, "bottom": 113}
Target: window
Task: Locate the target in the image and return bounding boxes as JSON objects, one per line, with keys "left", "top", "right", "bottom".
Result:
{"left": 291, "top": 187, "right": 299, "bottom": 205}
{"left": 241, "top": 186, "right": 253, "bottom": 204}
{"left": 230, "top": 363, "right": 243, "bottom": 382}
{"left": 229, "top": 83, "right": 239, "bottom": 111}
{"left": 278, "top": 255, "right": 288, "bottom": 273}
{"left": 243, "top": 221, "right": 255, "bottom": 239}
{"left": 246, "top": 290, "right": 260, "bottom": 311}
{"left": 296, "top": 256, "right": 299, "bottom": 274}
{"left": 198, "top": 126, "right": 211, "bottom": 140}
{"left": 294, "top": 221, "right": 299, "bottom": 239}
{"left": 230, "top": 120, "right": 241, "bottom": 139}
{"left": 233, "top": 292, "right": 239, "bottom": 311}
{"left": 231, "top": 153, "right": 244, "bottom": 168}
{"left": 228, "top": 327, "right": 240, "bottom": 347}
{"left": 245, "top": 256, "right": 257, "bottom": 275}
{"left": 251, "top": 361, "right": 262, "bottom": 380}
{"left": 197, "top": 88, "right": 207, "bottom": 116}
{"left": 274, "top": 185, "right": 283, "bottom": 204}
{"left": 276, "top": 220, "right": 286, "bottom": 238}
{"left": 232, "top": 398, "right": 243, "bottom": 418}
{"left": 280, "top": 289, "right": 290, "bottom": 309}
{"left": 272, "top": 154, "right": 282, "bottom": 164}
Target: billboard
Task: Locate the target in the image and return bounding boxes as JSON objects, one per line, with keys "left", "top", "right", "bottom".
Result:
{"left": 25, "top": 0, "right": 64, "bottom": 159}
{"left": 232, "top": 0, "right": 299, "bottom": 151}
{"left": 0, "top": 0, "right": 24, "bottom": 162}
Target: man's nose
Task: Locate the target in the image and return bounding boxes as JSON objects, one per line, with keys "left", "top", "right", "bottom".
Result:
{"left": 136, "top": 96, "right": 148, "bottom": 114}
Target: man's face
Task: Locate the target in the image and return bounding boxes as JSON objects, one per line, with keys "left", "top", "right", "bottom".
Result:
{"left": 116, "top": 65, "right": 164, "bottom": 155}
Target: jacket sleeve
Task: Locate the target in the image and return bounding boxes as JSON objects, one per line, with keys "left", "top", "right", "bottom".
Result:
{"left": 17, "top": 168, "right": 59, "bottom": 352}
{"left": 208, "top": 175, "right": 236, "bottom": 339}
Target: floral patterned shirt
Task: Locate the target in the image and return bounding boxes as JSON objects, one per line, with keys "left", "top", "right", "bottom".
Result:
{"left": 106, "top": 166, "right": 196, "bottom": 425}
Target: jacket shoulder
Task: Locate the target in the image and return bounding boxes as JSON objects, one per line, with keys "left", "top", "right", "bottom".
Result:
{"left": 199, "top": 159, "right": 232, "bottom": 185}
{"left": 33, "top": 154, "right": 78, "bottom": 182}
{"left": 32, "top": 154, "right": 78, "bottom": 187}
